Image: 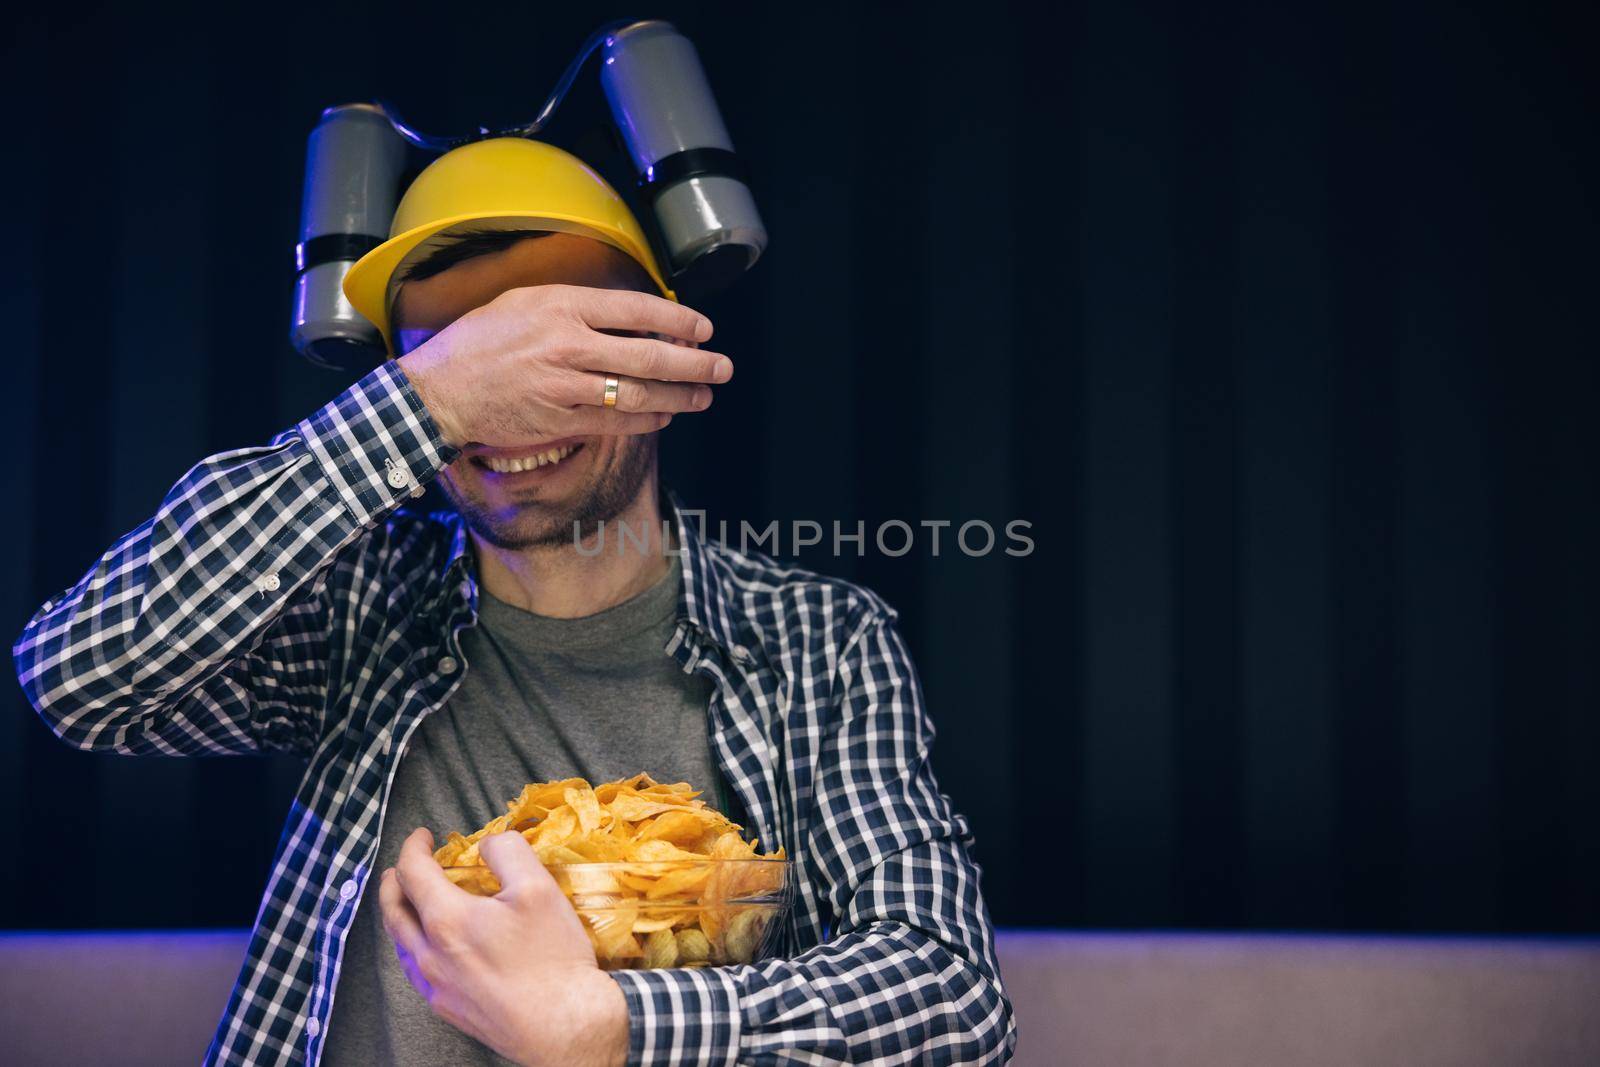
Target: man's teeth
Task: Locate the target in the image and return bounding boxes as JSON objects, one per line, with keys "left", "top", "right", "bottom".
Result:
{"left": 485, "top": 445, "right": 577, "bottom": 473}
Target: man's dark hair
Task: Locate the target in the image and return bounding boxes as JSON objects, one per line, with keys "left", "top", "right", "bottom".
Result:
{"left": 399, "top": 228, "right": 553, "bottom": 282}
{"left": 398, "top": 226, "right": 658, "bottom": 294}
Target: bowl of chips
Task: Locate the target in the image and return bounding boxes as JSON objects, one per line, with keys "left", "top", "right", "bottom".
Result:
{"left": 433, "top": 773, "right": 791, "bottom": 970}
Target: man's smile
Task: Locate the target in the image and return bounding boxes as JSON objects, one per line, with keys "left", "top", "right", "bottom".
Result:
{"left": 467, "top": 439, "right": 589, "bottom": 479}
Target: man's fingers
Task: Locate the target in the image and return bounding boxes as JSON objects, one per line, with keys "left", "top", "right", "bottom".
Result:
{"left": 613, "top": 377, "right": 711, "bottom": 414}
{"left": 559, "top": 372, "right": 710, "bottom": 415}
{"left": 394, "top": 827, "right": 467, "bottom": 935}
{"left": 378, "top": 867, "right": 427, "bottom": 952}
{"left": 579, "top": 333, "right": 732, "bottom": 385}
{"left": 380, "top": 867, "right": 437, "bottom": 1000}
{"left": 566, "top": 286, "right": 712, "bottom": 344}
{"left": 393, "top": 939, "right": 434, "bottom": 1002}
{"left": 480, "top": 831, "right": 555, "bottom": 903}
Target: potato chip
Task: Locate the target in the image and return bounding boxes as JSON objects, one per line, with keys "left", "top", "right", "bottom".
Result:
{"left": 441, "top": 810, "right": 520, "bottom": 867}
{"left": 433, "top": 830, "right": 472, "bottom": 867}
{"left": 526, "top": 806, "right": 578, "bottom": 850}
{"left": 507, "top": 777, "right": 587, "bottom": 818}
{"left": 638, "top": 787, "right": 700, "bottom": 804}
{"left": 723, "top": 906, "right": 766, "bottom": 962}
{"left": 567, "top": 830, "right": 629, "bottom": 863}
{"left": 563, "top": 784, "right": 604, "bottom": 833}
{"left": 675, "top": 928, "right": 712, "bottom": 963}
{"left": 645, "top": 865, "right": 714, "bottom": 901}
{"left": 539, "top": 844, "right": 588, "bottom": 866}
{"left": 605, "top": 793, "right": 697, "bottom": 823}
{"left": 626, "top": 839, "right": 701, "bottom": 863}
{"left": 594, "top": 772, "right": 655, "bottom": 802}
{"left": 699, "top": 904, "right": 727, "bottom": 956}
{"left": 632, "top": 912, "right": 679, "bottom": 934}
{"left": 615, "top": 870, "right": 660, "bottom": 894}
{"left": 444, "top": 866, "right": 501, "bottom": 895}
{"left": 588, "top": 900, "right": 642, "bottom": 959}
{"left": 710, "top": 830, "right": 755, "bottom": 859}
{"left": 644, "top": 927, "right": 679, "bottom": 968}
{"left": 637, "top": 809, "right": 718, "bottom": 846}
{"left": 561, "top": 864, "right": 622, "bottom": 896}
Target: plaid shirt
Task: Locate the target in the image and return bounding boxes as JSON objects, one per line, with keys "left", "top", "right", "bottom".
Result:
{"left": 14, "top": 361, "right": 1016, "bottom": 1066}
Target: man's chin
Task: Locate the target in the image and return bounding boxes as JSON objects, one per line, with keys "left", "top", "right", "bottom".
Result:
{"left": 464, "top": 506, "right": 584, "bottom": 551}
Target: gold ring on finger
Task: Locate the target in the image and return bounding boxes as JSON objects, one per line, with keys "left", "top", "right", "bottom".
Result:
{"left": 602, "top": 377, "right": 620, "bottom": 408}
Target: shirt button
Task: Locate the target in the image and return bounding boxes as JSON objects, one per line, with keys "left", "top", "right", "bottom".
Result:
{"left": 41, "top": 599, "right": 53, "bottom": 612}
{"left": 339, "top": 878, "right": 359, "bottom": 901}
{"left": 387, "top": 465, "right": 410, "bottom": 489}
{"left": 438, "top": 655, "right": 459, "bottom": 675}
{"left": 261, "top": 572, "right": 281, "bottom": 592}
{"left": 305, "top": 1017, "right": 321, "bottom": 1039}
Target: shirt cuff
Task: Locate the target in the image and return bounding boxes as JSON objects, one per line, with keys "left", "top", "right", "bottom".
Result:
{"left": 294, "top": 360, "right": 459, "bottom": 526}
{"left": 610, "top": 966, "right": 741, "bottom": 1067}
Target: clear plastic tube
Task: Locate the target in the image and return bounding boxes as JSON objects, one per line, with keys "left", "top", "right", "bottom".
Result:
{"left": 375, "top": 18, "right": 637, "bottom": 150}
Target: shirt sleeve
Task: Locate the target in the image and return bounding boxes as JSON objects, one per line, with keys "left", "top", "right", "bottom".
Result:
{"left": 609, "top": 611, "right": 1018, "bottom": 1065}
{"left": 11, "top": 360, "right": 458, "bottom": 756}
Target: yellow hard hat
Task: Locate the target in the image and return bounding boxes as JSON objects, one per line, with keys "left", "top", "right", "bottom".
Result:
{"left": 342, "top": 136, "right": 676, "bottom": 354}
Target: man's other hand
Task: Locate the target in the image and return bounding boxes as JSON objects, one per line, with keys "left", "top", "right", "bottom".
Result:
{"left": 380, "top": 827, "right": 629, "bottom": 1067}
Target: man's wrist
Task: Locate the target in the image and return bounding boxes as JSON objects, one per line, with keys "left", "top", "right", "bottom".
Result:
{"left": 516, "top": 969, "right": 628, "bottom": 1067}
{"left": 587, "top": 974, "right": 631, "bottom": 1067}
{"left": 394, "top": 349, "right": 465, "bottom": 450}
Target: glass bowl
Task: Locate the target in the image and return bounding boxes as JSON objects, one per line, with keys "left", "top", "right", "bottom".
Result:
{"left": 442, "top": 858, "right": 792, "bottom": 970}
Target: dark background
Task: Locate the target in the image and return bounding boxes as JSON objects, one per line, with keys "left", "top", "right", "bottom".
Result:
{"left": 2, "top": 0, "right": 1595, "bottom": 934}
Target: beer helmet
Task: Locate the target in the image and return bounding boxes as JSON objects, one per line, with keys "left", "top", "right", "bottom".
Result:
{"left": 290, "top": 19, "right": 765, "bottom": 368}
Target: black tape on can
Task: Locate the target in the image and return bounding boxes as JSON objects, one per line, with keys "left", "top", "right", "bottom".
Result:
{"left": 637, "top": 147, "right": 748, "bottom": 203}
{"left": 295, "top": 233, "right": 386, "bottom": 274}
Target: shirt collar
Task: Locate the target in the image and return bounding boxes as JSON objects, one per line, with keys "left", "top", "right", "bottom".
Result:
{"left": 664, "top": 488, "right": 744, "bottom": 657}
{"left": 443, "top": 510, "right": 474, "bottom": 578}
{"left": 434, "top": 488, "right": 744, "bottom": 657}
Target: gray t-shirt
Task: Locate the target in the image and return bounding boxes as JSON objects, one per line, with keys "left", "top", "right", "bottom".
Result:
{"left": 322, "top": 562, "right": 719, "bottom": 1065}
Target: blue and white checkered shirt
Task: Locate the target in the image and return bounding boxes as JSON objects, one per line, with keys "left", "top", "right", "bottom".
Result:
{"left": 14, "top": 361, "right": 1016, "bottom": 1066}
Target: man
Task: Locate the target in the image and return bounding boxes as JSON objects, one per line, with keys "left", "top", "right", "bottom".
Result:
{"left": 14, "top": 138, "right": 1015, "bottom": 1066}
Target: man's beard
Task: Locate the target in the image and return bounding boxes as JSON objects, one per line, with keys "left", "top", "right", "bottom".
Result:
{"left": 442, "top": 434, "right": 657, "bottom": 551}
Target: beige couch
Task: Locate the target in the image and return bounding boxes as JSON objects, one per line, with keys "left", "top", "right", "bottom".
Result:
{"left": 2, "top": 930, "right": 1597, "bottom": 1064}
{"left": 1001, "top": 931, "right": 1600, "bottom": 1066}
